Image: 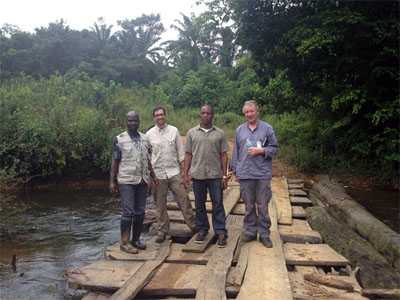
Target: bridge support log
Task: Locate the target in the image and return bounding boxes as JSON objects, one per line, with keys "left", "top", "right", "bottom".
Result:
{"left": 310, "top": 175, "right": 400, "bottom": 273}
{"left": 306, "top": 206, "right": 400, "bottom": 288}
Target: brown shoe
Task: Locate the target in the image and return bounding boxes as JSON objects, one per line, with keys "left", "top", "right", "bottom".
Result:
{"left": 240, "top": 233, "right": 257, "bottom": 243}
{"left": 195, "top": 231, "right": 207, "bottom": 243}
{"left": 120, "top": 243, "right": 138, "bottom": 254}
{"left": 217, "top": 233, "right": 227, "bottom": 248}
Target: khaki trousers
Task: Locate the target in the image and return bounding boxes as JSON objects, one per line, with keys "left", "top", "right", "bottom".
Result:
{"left": 154, "top": 174, "right": 196, "bottom": 234}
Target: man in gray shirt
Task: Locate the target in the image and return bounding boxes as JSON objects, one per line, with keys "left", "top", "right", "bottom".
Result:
{"left": 184, "top": 104, "right": 229, "bottom": 247}
{"left": 231, "top": 100, "right": 278, "bottom": 247}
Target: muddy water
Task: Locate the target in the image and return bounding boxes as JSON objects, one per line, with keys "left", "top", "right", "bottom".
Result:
{"left": 345, "top": 187, "right": 399, "bottom": 233}
{"left": 0, "top": 189, "right": 122, "bottom": 300}
{"left": 1, "top": 186, "right": 398, "bottom": 299}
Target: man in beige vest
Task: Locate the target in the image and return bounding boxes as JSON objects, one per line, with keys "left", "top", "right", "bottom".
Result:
{"left": 110, "top": 111, "right": 158, "bottom": 254}
{"left": 147, "top": 106, "right": 196, "bottom": 243}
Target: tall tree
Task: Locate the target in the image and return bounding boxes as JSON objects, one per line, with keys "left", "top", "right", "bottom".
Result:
{"left": 116, "top": 14, "right": 164, "bottom": 62}
{"left": 91, "top": 17, "right": 114, "bottom": 55}
{"left": 164, "top": 13, "right": 206, "bottom": 70}
{"left": 232, "top": 0, "right": 400, "bottom": 172}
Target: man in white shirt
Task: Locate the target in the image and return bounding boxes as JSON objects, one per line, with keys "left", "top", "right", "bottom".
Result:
{"left": 147, "top": 106, "right": 196, "bottom": 242}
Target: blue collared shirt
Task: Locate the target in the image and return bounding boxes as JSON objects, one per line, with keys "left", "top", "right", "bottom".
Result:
{"left": 230, "top": 120, "right": 278, "bottom": 180}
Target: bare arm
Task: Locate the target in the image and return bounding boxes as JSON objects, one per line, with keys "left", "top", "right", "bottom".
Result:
{"left": 183, "top": 152, "right": 192, "bottom": 188}
{"left": 110, "top": 159, "right": 120, "bottom": 194}
{"left": 220, "top": 152, "right": 228, "bottom": 177}
{"left": 148, "top": 160, "right": 158, "bottom": 182}
{"left": 146, "top": 140, "right": 158, "bottom": 185}
{"left": 220, "top": 151, "right": 228, "bottom": 190}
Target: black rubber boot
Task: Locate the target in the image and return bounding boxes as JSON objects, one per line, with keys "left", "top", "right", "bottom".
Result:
{"left": 131, "top": 214, "right": 146, "bottom": 250}
{"left": 121, "top": 217, "right": 133, "bottom": 242}
{"left": 120, "top": 217, "right": 138, "bottom": 254}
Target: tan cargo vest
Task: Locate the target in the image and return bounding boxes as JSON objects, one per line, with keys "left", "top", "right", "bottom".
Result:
{"left": 116, "top": 131, "right": 150, "bottom": 185}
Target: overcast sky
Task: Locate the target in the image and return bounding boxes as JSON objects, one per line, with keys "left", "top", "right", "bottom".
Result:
{"left": 0, "top": 0, "right": 204, "bottom": 40}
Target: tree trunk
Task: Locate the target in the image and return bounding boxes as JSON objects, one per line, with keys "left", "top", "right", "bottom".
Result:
{"left": 306, "top": 206, "right": 400, "bottom": 288}
{"left": 310, "top": 175, "right": 400, "bottom": 272}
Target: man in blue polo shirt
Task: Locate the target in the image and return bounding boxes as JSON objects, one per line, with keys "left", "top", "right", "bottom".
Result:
{"left": 231, "top": 100, "right": 278, "bottom": 247}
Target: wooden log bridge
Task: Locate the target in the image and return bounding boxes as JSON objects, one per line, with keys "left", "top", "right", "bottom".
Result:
{"left": 66, "top": 178, "right": 368, "bottom": 300}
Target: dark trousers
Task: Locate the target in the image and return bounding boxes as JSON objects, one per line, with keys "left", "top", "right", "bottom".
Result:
{"left": 119, "top": 183, "right": 147, "bottom": 241}
{"left": 239, "top": 179, "right": 272, "bottom": 238}
{"left": 192, "top": 179, "right": 226, "bottom": 235}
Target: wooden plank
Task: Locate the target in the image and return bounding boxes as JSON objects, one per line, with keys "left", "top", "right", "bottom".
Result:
{"left": 168, "top": 210, "right": 186, "bottom": 223}
{"left": 106, "top": 242, "right": 213, "bottom": 265}
{"left": 231, "top": 203, "right": 245, "bottom": 215}
{"left": 286, "top": 219, "right": 312, "bottom": 230}
{"left": 226, "top": 242, "right": 250, "bottom": 287}
{"left": 169, "top": 222, "right": 193, "bottom": 238}
{"left": 272, "top": 177, "right": 293, "bottom": 225}
{"left": 110, "top": 240, "right": 171, "bottom": 300}
{"left": 105, "top": 238, "right": 160, "bottom": 261}
{"left": 237, "top": 197, "right": 293, "bottom": 300}
{"left": 168, "top": 210, "right": 213, "bottom": 223}
{"left": 167, "top": 201, "right": 213, "bottom": 213}
{"left": 288, "top": 271, "right": 367, "bottom": 300}
{"left": 290, "top": 196, "right": 312, "bottom": 207}
{"left": 288, "top": 183, "right": 304, "bottom": 189}
{"left": 140, "top": 263, "right": 204, "bottom": 297}
{"left": 188, "top": 191, "right": 211, "bottom": 202}
{"left": 182, "top": 187, "right": 240, "bottom": 253}
{"left": 166, "top": 243, "right": 215, "bottom": 265}
{"left": 287, "top": 179, "right": 304, "bottom": 184}
{"left": 223, "top": 187, "right": 240, "bottom": 216}
{"left": 294, "top": 265, "right": 319, "bottom": 275}
{"left": 182, "top": 221, "right": 215, "bottom": 253}
{"left": 292, "top": 206, "right": 307, "bottom": 219}
{"left": 279, "top": 227, "right": 322, "bottom": 244}
{"left": 289, "top": 189, "right": 307, "bottom": 197}
{"left": 66, "top": 260, "right": 143, "bottom": 291}
{"left": 140, "top": 263, "right": 239, "bottom": 298}
{"left": 284, "top": 243, "right": 349, "bottom": 267}
{"left": 196, "top": 215, "right": 243, "bottom": 300}
{"left": 303, "top": 273, "right": 354, "bottom": 292}
{"left": 362, "top": 288, "right": 400, "bottom": 299}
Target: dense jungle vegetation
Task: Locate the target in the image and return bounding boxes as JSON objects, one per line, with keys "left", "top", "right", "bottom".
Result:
{"left": 0, "top": 0, "right": 398, "bottom": 185}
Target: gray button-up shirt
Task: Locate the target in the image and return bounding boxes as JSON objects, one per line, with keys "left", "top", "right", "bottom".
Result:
{"left": 185, "top": 125, "right": 228, "bottom": 180}
{"left": 231, "top": 121, "right": 278, "bottom": 180}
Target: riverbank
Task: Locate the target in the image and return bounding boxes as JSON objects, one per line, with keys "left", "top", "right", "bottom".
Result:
{"left": 1, "top": 158, "right": 397, "bottom": 232}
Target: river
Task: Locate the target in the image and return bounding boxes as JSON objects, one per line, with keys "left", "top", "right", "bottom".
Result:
{"left": 0, "top": 188, "right": 121, "bottom": 300}
{"left": 346, "top": 187, "right": 399, "bottom": 233}
{"left": 0, "top": 185, "right": 398, "bottom": 299}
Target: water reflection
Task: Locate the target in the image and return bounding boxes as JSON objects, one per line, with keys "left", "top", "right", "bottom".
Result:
{"left": 346, "top": 187, "right": 399, "bottom": 233}
{"left": 0, "top": 189, "right": 120, "bottom": 299}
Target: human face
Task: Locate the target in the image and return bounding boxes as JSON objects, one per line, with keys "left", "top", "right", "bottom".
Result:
{"left": 127, "top": 114, "right": 140, "bottom": 133}
{"left": 153, "top": 109, "right": 166, "bottom": 128}
{"left": 200, "top": 105, "right": 213, "bottom": 127}
{"left": 243, "top": 104, "right": 258, "bottom": 124}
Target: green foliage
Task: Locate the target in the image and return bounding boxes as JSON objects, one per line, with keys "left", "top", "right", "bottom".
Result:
{"left": 262, "top": 69, "right": 295, "bottom": 113}
{"left": 0, "top": 75, "right": 112, "bottom": 178}
{"left": 232, "top": 0, "right": 399, "bottom": 179}
{"left": 0, "top": 73, "right": 243, "bottom": 181}
{"left": 0, "top": 0, "right": 398, "bottom": 182}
